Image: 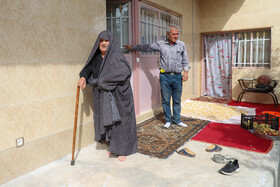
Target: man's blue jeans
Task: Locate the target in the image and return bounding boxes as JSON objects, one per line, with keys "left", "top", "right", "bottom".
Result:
{"left": 160, "top": 73, "right": 182, "bottom": 124}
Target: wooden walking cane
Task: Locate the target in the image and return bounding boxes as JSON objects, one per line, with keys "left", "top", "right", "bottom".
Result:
{"left": 71, "top": 85, "right": 80, "bottom": 165}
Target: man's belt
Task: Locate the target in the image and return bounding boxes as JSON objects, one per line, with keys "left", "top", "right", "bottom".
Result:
{"left": 160, "top": 72, "right": 180, "bottom": 75}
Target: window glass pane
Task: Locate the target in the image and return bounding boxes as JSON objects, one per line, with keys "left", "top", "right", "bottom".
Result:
{"left": 252, "top": 31, "right": 258, "bottom": 65}
{"left": 122, "top": 3, "right": 128, "bottom": 16}
{"left": 252, "top": 40, "right": 257, "bottom": 65}
{"left": 112, "top": 18, "right": 121, "bottom": 43}
{"left": 106, "top": 2, "right": 130, "bottom": 54}
{"left": 264, "top": 40, "right": 270, "bottom": 67}
{"left": 140, "top": 7, "right": 147, "bottom": 44}
{"left": 122, "top": 18, "right": 129, "bottom": 46}
{"left": 159, "top": 12, "right": 181, "bottom": 39}
{"left": 140, "top": 7, "right": 159, "bottom": 55}
{"left": 245, "top": 40, "right": 250, "bottom": 66}
{"left": 141, "top": 22, "right": 145, "bottom": 44}
{"left": 139, "top": 5, "right": 181, "bottom": 55}
{"left": 106, "top": 18, "right": 111, "bottom": 31}
{"left": 238, "top": 41, "right": 244, "bottom": 67}
{"left": 147, "top": 22, "right": 151, "bottom": 44}
{"left": 106, "top": 4, "right": 116, "bottom": 17}
{"left": 264, "top": 31, "right": 271, "bottom": 67}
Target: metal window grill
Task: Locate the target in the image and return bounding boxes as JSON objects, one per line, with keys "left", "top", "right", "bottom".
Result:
{"left": 140, "top": 7, "right": 159, "bottom": 55}
{"left": 106, "top": 2, "right": 130, "bottom": 53}
{"left": 140, "top": 6, "right": 181, "bottom": 55}
{"left": 159, "top": 13, "right": 181, "bottom": 41}
{"left": 234, "top": 30, "right": 271, "bottom": 68}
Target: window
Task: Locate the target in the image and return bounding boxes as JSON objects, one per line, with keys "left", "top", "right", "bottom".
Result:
{"left": 159, "top": 12, "right": 181, "bottom": 40}
{"left": 140, "top": 7, "right": 159, "bottom": 55}
{"left": 234, "top": 29, "right": 271, "bottom": 68}
{"left": 106, "top": 2, "right": 130, "bottom": 54}
{"left": 140, "top": 5, "right": 182, "bottom": 55}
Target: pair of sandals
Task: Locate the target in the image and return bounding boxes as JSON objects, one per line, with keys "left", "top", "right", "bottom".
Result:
{"left": 177, "top": 144, "right": 222, "bottom": 158}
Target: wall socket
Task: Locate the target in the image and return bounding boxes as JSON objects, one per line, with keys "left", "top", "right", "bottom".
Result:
{"left": 16, "top": 137, "right": 24, "bottom": 147}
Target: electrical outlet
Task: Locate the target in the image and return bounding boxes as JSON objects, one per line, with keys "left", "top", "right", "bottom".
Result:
{"left": 16, "top": 137, "right": 24, "bottom": 147}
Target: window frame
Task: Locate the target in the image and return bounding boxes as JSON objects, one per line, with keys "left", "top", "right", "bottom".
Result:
{"left": 233, "top": 28, "right": 271, "bottom": 69}
{"left": 139, "top": 2, "right": 182, "bottom": 57}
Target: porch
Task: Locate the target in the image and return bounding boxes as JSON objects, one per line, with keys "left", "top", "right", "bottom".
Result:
{"left": 3, "top": 139, "right": 279, "bottom": 186}
{"left": 3, "top": 99, "right": 280, "bottom": 187}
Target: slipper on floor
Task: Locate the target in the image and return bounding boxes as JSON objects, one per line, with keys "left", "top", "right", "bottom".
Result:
{"left": 206, "top": 144, "right": 222, "bottom": 152}
{"left": 176, "top": 148, "right": 196, "bottom": 157}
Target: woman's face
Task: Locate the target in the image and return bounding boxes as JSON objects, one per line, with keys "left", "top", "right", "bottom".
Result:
{"left": 99, "top": 38, "right": 110, "bottom": 54}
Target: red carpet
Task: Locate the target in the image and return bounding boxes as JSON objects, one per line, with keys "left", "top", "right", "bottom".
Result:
{"left": 192, "top": 100, "right": 279, "bottom": 153}
{"left": 192, "top": 122, "right": 273, "bottom": 153}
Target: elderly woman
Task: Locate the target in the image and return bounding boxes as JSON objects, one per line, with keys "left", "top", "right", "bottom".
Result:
{"left": 78, "top": 31, "right": 137, "bottom": 162}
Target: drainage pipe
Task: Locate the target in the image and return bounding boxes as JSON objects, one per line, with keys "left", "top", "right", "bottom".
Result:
{"left": 192, "top": 0, "right": 195, "bottom": 95}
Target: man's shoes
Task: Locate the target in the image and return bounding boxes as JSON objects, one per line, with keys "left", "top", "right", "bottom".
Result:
{"left": 219, "top": 159, "right": 240, "bottom": 175}
{"left": 164, "top": 122, "right": 188, "bottom": 128}
{"left": 176, "top": 122, "right": 188, "bottom": 127}
{"left": 164, "top": 122, "right": 171, "bottom": 128}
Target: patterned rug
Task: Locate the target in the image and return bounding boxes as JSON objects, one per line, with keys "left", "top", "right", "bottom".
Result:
{"left": 191, "top": 96, "right": 232, "bottom": 104}
{"left": 137, "top": 113, "right": 210, "bottom": 159}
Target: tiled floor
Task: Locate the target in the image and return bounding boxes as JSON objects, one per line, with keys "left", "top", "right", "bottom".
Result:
{"left": 3, "top": 140, "right": 280, "bottom": 187}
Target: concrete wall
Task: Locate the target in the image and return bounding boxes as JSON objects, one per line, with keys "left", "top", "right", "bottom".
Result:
{"left": 0, "top": 0, "right": 106, "bottom": 184}
{"left": 199, "top": 0, "right": 280, "bottom": 103}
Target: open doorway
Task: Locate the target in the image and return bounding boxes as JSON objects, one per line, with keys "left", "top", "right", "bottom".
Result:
{"left": 202, "top": 33, "right": 233, "bottom": 99}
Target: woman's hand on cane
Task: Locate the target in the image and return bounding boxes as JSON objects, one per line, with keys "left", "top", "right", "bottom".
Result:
{"left": 78, "top": 77, "right": 86, "bottom": 90}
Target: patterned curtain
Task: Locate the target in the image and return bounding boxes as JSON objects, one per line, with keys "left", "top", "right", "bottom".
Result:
{"left": 204, "top": 34, "right": 232, "bottom": 98}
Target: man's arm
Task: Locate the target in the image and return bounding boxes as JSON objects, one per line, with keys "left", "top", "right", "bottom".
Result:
{"left": 123, "top": 45, "right": 133, "bottom": 51}
{"left": 182, "top": 44, "right": 190, "bottom": 71}
{"left": 123, "top": 43, "right": 160, "bottom": 53}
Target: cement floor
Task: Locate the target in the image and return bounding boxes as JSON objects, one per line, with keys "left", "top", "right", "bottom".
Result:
{"left": 3, "top": 140, "right": 280, "bottom": 187}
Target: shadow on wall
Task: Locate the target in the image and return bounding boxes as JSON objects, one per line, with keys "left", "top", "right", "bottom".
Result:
{"left": 231, "top": 47, "right": 280, "bottom": 104}
{"left": 199, "top": 0, "right": 246, "bottom": 32}
{"left": 270, "top": 47, "right": 280, "bottom": 93}
{"left": 74, "top": 86, "right": 93, "bottom": 160}
{"left": 271, "top": 47, "right": 280, "bottom": 74}
{"left": 141, "top": 63, "right": 161, "bottom": 113}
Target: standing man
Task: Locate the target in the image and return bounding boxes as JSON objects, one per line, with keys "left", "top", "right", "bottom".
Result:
{"left": 123, "top": 25, "right": 190, "bottom": 128}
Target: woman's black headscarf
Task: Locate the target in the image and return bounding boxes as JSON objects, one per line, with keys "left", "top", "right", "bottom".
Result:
{"left": 83, "top": 30, "right": 131, "bottom": 90}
